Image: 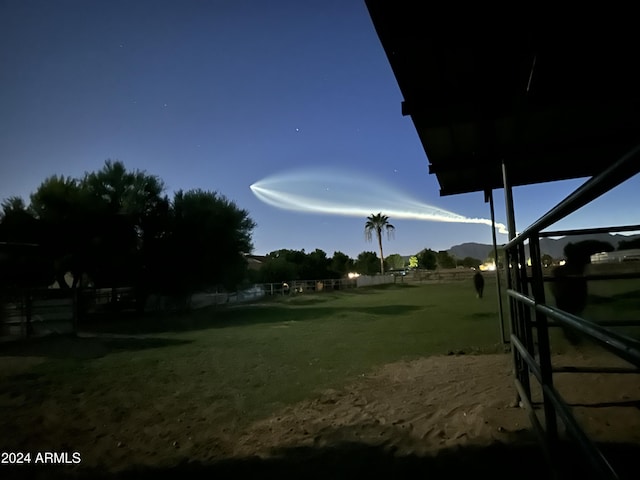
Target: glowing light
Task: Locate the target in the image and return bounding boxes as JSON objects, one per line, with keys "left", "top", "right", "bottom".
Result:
{"left": 250, "top": 168, "right": 509, "bottom": 234}
{"left": 347, "top": 272, "right": 360, "bottom": 279}
{"left": 479, "top": 262, "right": 496, "bottom": 272}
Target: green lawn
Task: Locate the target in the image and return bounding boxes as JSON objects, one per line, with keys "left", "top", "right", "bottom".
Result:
{"left": 3, "top": 276, "right": 637, "bottom": 431}
{"left": 2, "top": 276, "right": 639, "bottom": 476}
{"left": 1, "top": 281, "right": 505, "bottom": 430}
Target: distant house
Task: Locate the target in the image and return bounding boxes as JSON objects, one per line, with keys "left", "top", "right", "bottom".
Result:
{"left": 590, "top": 249, "right": 640, "bottom": 264}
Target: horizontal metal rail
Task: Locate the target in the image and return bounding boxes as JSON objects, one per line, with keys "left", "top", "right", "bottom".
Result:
{"left": 553, "top": 366, "right": 639, "bottom": 374}
{"left": 508, "top": 288, "right": 640, "bottom": 368}
{"left": 545, "top": 320, "right": 640, "bottom": 328}
{"left": 507, "top": 289, "right": 535, "bottom": 307}
{"left": 511, "top": 334, "right": 543, "bottom": 382}
{"left": 505, "top": 143, "right": 640, "bottom": 250}
{"left": 585, "top": 320, "right": 640, "bottom": 327}
{"left": 540, "top": 382, "right": 619, "bottom": 480}
{"left": 542, "top": 273, "right": 640, "bottom": 282}
{"left": 511, "top": 334, "right": 620, "bottom": 480}
{"left": 540, "top": 224, "right": 640, "bottom": 238}
{"left": 537, "top": 304, "right": 640, "bottom": 368}
{"left": 500, "top": 144, "right": 640, "bottom": 480}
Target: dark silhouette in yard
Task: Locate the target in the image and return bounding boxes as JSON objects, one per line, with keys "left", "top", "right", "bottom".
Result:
{"left": 473, "top": 271, "right": 484, "bottom": 299}
{"left": 550, "top": 240, "right": 614, "bottom": 344}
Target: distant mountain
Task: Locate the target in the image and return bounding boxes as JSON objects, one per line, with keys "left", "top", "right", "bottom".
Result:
{"left": 448, "top": 243, "right": 494, "bottom": 261}
{"left": 448, "top": 233, "right": 640, "bottom": 260}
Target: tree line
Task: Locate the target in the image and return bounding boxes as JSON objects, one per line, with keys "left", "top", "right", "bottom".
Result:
{"left": 251, "top": 248, "right": 483, "bottom": 284}
{"left": 0, "top": 160, "right": 255, "bottom": 308}
{"left": 251, "top": 249, "right": 418, "bottom": 282}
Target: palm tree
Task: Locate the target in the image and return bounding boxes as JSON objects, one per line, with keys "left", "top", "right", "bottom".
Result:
{"left": 364, "top": 213, "right": 395, "bottom": 275}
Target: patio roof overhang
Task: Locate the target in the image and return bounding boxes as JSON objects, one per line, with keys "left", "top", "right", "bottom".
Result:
{"left": 364, "top": 3, "right": 640, "bottom": 196}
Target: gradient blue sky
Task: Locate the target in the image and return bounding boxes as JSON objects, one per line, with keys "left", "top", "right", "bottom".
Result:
{"left": 2, "top": 0, "right": 638, "bottom": 259}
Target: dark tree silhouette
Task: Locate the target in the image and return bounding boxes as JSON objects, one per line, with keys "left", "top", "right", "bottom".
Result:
{"left": 417, "top": 248, "right": 437, "bottom": 270}
{"left": 1, "top": 161, "right": 257, "bottom": 315}
{"left": 355, "top": 251, "right": 380, "bottom": 275}
{"left": 330, "top": 251, "right": 355, "bottom": 278}
{"left": 164, "top": 189, "right": 255, "bottom": 296}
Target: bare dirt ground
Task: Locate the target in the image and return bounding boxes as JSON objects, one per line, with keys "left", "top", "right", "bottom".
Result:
{"left": 2, "top": 343, "right": 640, "bottom": 479}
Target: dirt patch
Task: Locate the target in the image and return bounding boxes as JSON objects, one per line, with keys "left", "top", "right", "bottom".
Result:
{"left": 232, "top": 353, "right": 533, "bottom": 458}
{"left": 1, "top": 346, "right": 639, "bottom": 479}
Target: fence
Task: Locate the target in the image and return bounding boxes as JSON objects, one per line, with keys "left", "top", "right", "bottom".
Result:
{"left": 1, "top": 275, "right": 394, "bottom": 335}
{"left": 188, "top": 277, "right": 361, "bottom": 309}
{"left": 408, "top": 268, "right": 477, "bottom": 283}
{"left": 501, "top": 145, "right": 640, "bottom": 478}
{"left": 1, "top": 288, "right": 76, "bottom": 339}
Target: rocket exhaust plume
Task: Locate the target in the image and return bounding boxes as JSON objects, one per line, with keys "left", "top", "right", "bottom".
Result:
{"left": 250, "top": 168, "right": 508, "bottom": 235}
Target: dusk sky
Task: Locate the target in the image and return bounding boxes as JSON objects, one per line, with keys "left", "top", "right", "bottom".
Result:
{"left": 2, "top": 0, "right": 638, "bottom": 259}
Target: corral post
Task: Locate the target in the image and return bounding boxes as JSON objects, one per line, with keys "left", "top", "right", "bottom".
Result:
{"left": 516, "top": 241, "right": 535, "bottom": 356}
{"left": 503, "top": 161, "right": 531, "bottom": 402}
{"left": 486, "top": 189, "right": 506, "bottom": 344}
{"left": 529, "top": 234, "right": 559, "bottom": 445}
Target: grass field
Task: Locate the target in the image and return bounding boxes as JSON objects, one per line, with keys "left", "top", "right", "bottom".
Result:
{"left": 1, "top": 275, "right": 639, "bottom": 478}
{"left": 2, "top": 276, "right": 638, "bottom": 428}
{"left": 1, "top": 279, "right": 505, "bottom": 424}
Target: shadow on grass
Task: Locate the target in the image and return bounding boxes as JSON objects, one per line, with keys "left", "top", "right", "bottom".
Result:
{"left": 0, "top": 334, "right": 192, "bottom": 359}
{"left": 283, "top": 297, "right": 337, "bottom": 306}
{"left": 5, "top": 441, "right": 639, "bottom": 480}
{"left": 469, "top": 312, "right": 496, "bottom": 319}
{"left": 81, "top": 304, "right": 425, "bottom": 335}
{"left": 349, "top": 283, "right": 419, "bottom": 294}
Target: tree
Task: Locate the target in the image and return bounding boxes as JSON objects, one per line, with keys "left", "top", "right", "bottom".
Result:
{"left": 83, "top": 160, "right": 167, "bottom": 242}
{"left": 408, "top": 256, "right": 418, "bottom": 269}
{"left": 416, "top": 248, "right": 437, "bottom": 270}
{"left": 355, "top": 251, "right": 380, "bottom": 275}
{"left": 0, "top": 200, "right": 52, "bottom": 290}
{"left": 385, "top": 253, "right": 405, "bottom": 270}
{"left": 80, "top": 160, "right": 174, "bottom": 309}
{"left": 0, "top": 197, "right": 41, "bottom": 245}
{"left": 1, "top": 196, "right": 28, "bottom": 219}
{"left": 330, "top": 251, "right": 354, "bottom": 277}
{"left": 258, "top": 249, "right": 343, "bottom": 283}
{"left": 436, "top": 250, "right": 456, "bottom": 269}
{"left": 299, "top": 248, "right": 332, "bottom": 279}
{"left": 29, "top": 175, "right": 91, "bottom": 288}
{"left": 257, "top": 253, "right": 298, "bottom": 283}
{"left": 164, "top": 189, "right": 255, "bottom": 294}
{"left": 82, "top": 160, "right": 165, "bottom": 215}
{"left": 541, "top": 253, "right": 553, "bottom": 268}
{"left": 364, "top": 213, "right": 395, "bottom": 275}
{"left": 2, "top": 161, "right": 257, "bottom": 314}
{"left": 460, "top": 256, "right": 482, "bottom": 269}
